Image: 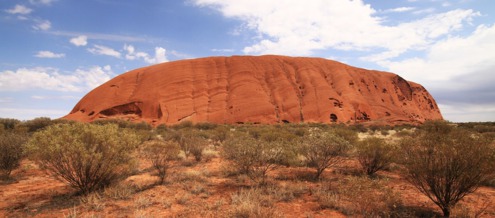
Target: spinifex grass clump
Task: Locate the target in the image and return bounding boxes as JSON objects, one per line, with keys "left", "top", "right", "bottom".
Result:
{"left": 27, "top": 123, "right": 140, "bottom": 195}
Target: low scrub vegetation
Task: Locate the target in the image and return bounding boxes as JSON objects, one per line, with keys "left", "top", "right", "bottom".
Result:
{"left": 0, "top": 131, "right": 27, "bottom": 178}
{"left": 27, "top": 123, "right": 140, "bottom": 194}
{"left": 356, "top": 137, "right": 395, "bottom": 176}
{"left": 142, "top": 140, "right": 181, "bottom": 184}
{"left": 401, "top": 121, "right": 495, "bottom": 217}
{"left": 301, "top": 130, "right": 351, "bottom": 180}
{"left": 2, "top": 117, "right": 495, "bottom": 217}
{"left": 223, "top": 133, "right": 292, "bottom": 185}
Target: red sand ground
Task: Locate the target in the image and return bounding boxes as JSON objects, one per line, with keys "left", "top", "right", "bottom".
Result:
{"left": 2, "top": 155, "right": 494, "bottom": 217}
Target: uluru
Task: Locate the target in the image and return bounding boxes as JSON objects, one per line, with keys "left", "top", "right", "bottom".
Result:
{"left": 64, "top": 55, "right": 443, "bottom": 125}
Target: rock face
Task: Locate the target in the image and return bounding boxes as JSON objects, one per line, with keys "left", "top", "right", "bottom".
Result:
{"left": 64, "top": 55, "right": 443, "bottom": 125}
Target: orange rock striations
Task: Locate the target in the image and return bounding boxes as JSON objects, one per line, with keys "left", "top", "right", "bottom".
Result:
{"left": 64, "top": 55, "right": 443, "bottom": 125}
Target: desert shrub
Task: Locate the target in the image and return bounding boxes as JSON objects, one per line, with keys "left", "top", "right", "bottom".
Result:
{"left": 401, "top": 120, "right": 495, "bottom": 217}
{"left": 209, "top": 126, "right": 230, "bottom": 146}
{"left": 329, "top": 176, "right": 402, "bottom": 216}
{"left": 21, "top": 117, "right": 54, "bottom": 132}
{"left": 223, "top": 133, "right": 288, "bottom": 185}
{"left": 0, "top": 131, "right": 28, "bottom": 178}
{"left": 169, "top": 130, "right": 209, "bottom": 161}
{"left": 228, "top": 188, "right": 281, "bottom": 218}
{"left": 26, "top": 123, "right": 140, "bottom": 194}
{"left": 356, "top": 137, "right": 395, "bottom": 176}
{"left": 194, "top": 122, "right": 218, "bottom": 130}
{"left": 142, "top": 140, "right": 180, "bottom": 184}
{"left": 350, "top": 123, "right": 368, "bottom": 133}
{"left": 189, "top": 136, "right": 209, "bottom": 162}
{"left": 301, "top": 130, "right": 350, "bottom": 179}
{"left": 171, "top": 120, "right": 193, "bottom": 129}
{"left": 258, "top": 127, "right": 297, "bottom": 143}
{"left": 0, "top": 118, "right": 21, "bottom": 130}
{"left": 330, "top": 125, "right": 359, "bottom": 145}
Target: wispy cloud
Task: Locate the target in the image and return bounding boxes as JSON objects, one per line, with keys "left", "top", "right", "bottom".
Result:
{"left": 70, "top": 35, "right": 88, "bottom": 46}
{"left": 383, "top": 7, "right": 415, "bottom": 13}
{"left": 124, "top": 44, "right": 168, "bottom": 64}
{"left": 0, "top": 108, "right": 68, "bottom": 120}
{"left": 0, "top": 65, "right": 113, "bottom": 92}
{"left": 29, "top": 0, "right": 57, "bottom": 5}
{"left": 35, "top": 51, "right": 65, "bottom": 58}
{"left": 413, "top": 7, "right": 436, "bottom": 15}
{"left": 194, "top": 1, "right": 478, "bottom": 59}
{"left": 5, "top": 4, "right": 33, "bottom": 15}
{"left": 88, "top": 45, "right": 121, "bottom": 58}
{"left": 31, "top": 95, "right": 77, "bottom": 100}
{"left": 49, "top": 30, "right": 148, "bottom": 42}
{"left": 211, "top": 48, "right": 235, "bottom": 52}
{"left": 32, "top": 19, "right": 51, "bottom": 30}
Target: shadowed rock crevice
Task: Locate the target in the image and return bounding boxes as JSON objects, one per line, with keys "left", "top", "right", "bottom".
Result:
{"left": 99, "top": 102, "right": 143, "bottom": 117}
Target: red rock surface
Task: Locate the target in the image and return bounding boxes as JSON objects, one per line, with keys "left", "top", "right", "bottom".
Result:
{"left": 64, "top": 55, "right": 442, "bottom": 125}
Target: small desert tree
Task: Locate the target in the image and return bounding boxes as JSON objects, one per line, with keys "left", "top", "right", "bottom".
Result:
{"left": 301, "top": 130, "right": 350, "bottom": 180}
{"left": 223, "top": 133, "right": 287, "bottom": 185}
{"left": 402, "top": 121, "right": 494, "bottom": 217}
{"left": 167, "top": 130, "right": 208, "bottom": 161}
{"left": 27, "top": 123, "right": 139, "bottom": 195}
{"left": 356, "top": 137, "right": 395, "bottom": 176}
{"left": 0, "top": 131, "right": 27, "bottom": 178}
{"left": 142, "top": 140, "right": 180, "bottom": 184}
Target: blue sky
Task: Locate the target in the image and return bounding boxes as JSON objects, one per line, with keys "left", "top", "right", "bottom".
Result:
{"left": 1, "top": 0, "right": 494, "bottom": 122}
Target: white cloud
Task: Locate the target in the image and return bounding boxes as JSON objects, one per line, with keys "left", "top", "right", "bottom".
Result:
{"left": 439, "top": 103, "right": 495, "bottom": 122}
{"left": 6, "top": 4, "right": 33, "bottom": 15}
{"left": 0, "top": 66, "right": 113, "bottom": 92}
{"left": 383, "top": 7, "right": 415, "bottom": 13}
{"left": 29, "top": 0, "right": 57, "bottom": 5}
{"left": 31, "top": 95, "right": 77, "bottom": 100}
{"left": 33, "top": 19, "right": 51, "bottom": 30}
{"left": 70, "top": 35, "right": 88, "bottom": 46}
{"left": 49, "top": 31, "right": 148, "bottom": 42}
{"left": 0, "top": 108, "right": 68, "bottom": 120}
{"left": 378, "top": 24, "right": 495, "bottom": 122}
{"left": 211, "top": 48, "right": 235, "bottom": 52}
{"left": 88, "top": 45, "right": 121, "bottom": 58}
{"left": 412, "top": 7, "right": 436, "bottom": 15}
{"left": 35, "top": 51, "right": 65, "bottom": 58}
{"left": 193, "top": 0, "right": 478, "bottom": 59}
{"left": 124, "top": 44, "right": 168, "bottom": 64}
{"left": 380, "top": 24, "right": 495, "bottom": 85}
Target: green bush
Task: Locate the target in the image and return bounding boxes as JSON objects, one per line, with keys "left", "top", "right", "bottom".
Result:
{"left": 142, "top": 140, "right": 180, "bottom": 184}
{"left": 168, "top": 130, "right": 208, "bottom": 161}
{"left": 356, "top": 137, "right": 395, "bottom": 176}
{"left": 223, "top": 133, "right": 288, "bottom": 185}
{"left": 27, "top": 123, "right": 140, "bottom": 194}
{"left": 319, "top": 176, "right": 402, "bottom": 216}
{"left": 21, "top": 117, "right": 53, "bottom": 132}
{"left": 401, "top": 121, "right": 494, "bottom": 217}
{"left": 0, "top": 131, "right": 27, "bottom": 178}
{"left": 301, "top": 131, "right": 350, "bottom": 180}
{"left": 330, "top": 125, "right": 359, "bottom": 145}
{"left": 0, "top": 118, "right": 21, "bottom": 131}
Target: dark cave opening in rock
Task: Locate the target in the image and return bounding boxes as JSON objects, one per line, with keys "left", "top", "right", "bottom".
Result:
{"left": 330, "top": 113, "right": 338, "bottom": 122}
